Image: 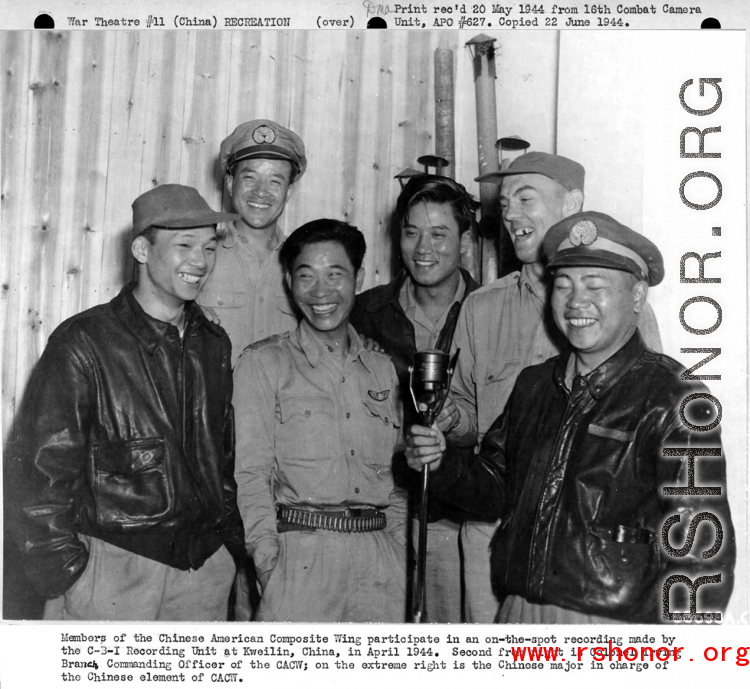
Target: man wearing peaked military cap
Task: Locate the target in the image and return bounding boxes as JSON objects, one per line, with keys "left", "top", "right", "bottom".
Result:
{"left": 200, "top": 119, "right": 307, "bottom": 368}
{"left": 406, "top": 209, "right": 735, "bottom": 623}
{"left": 544, "top": 210, "right": 665, "bottom": 286}
{"left": 5, "top": 184, "right": 246, "bottom": 621}
{"left": 218, "top": 119, "right": 307, "bottom": 180}
{"left": 199, "top": 120, "right": 308, "bottom": 620}
{"left": 442, "top": 151, "right": 663, "bottom": 622}
{"left": 543, "top": 211, "right": 663, "bottom": 378}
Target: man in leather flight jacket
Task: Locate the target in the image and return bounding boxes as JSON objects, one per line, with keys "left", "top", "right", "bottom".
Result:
{"left": 351, "top": 175, "right": 479, "bottom": 622}
{"left": 406, "top": 211, "right": 735, "bottom": 623}
{"left": 4, "top": 185, "right": 246, "bottom": 621}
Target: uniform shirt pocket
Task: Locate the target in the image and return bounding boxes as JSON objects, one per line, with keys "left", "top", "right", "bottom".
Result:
{"left": 276, "top": 394, "right": 341, "bottom": 502}
{"left": 277, "top": 394, "right": 338, "bottom": 461}
{"left": 362, "top": 397, "right": 399, "bottom": 428}
{"left": 483, "top": 360, "right": 523, "bottom": 414}
{"left": 360, "top": 396, "right": 400, "bottom": 470}
{"left": 485, "top": 360, "right": 522, "bottom": 385}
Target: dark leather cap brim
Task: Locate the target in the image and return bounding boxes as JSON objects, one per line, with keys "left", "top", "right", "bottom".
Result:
{"left": 546, "top": 248, "right": 653, "bottom": 284}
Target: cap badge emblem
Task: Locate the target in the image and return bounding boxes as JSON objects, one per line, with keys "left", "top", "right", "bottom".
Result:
{"left": 252, "top": 125, "right": 276, "bottom": 144}
{"left": 569, "top": 220, "right": 598, "bottom": 246}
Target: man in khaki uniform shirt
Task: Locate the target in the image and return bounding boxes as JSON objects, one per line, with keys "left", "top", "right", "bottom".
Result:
{"left": 446, "top": 152, "right": 663, "bottom": 622}
{"left": 199, "top": 119, "right": 306, "bottom": 365}
{"left": 199, "top": 119, "right": 306, "bottom": 619}
{"left": 234, "top": 220, "right": 407, "bottom": 622}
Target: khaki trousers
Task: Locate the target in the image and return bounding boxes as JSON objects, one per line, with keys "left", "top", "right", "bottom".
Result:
{"left": 44, "top": 535, "right": 236, "bottom": 621}
{"left": 461, "top": 520, "right": 501, "bottom": 623}
{"left": 258, "top": 529, "right": 406, "bottom": 622}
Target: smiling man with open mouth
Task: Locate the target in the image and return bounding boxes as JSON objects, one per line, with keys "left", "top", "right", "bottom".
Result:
{"left": 443, "top": 151, "right": 666, "bottom": 623}
{"left": 199, "top": 119, "right": 307, "bottom": 367}
{"left": 351, "top": 174, "right": 479, "bottom": 623}
{"left": 233, "top": 219, "right": 408, "bottom": 623}
{"left": 406, "top": 210, "right": 735, "bottom": 625}
{"left": 6, "top": 184, "right": 247, "bottom": 622}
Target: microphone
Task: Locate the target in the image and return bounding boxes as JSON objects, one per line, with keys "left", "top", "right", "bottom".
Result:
{"left": 408, "top": 348, "right": 459, "bottom": 623}
{"left": 408, "top": 349, "right": 459, "bottom": 426}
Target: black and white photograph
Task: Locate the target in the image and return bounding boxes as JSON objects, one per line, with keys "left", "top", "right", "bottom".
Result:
{"left": 1, "top": 1, "right": 748, "bottom": 685}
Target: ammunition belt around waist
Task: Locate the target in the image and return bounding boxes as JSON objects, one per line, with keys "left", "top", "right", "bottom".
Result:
{"left": 277, "top": 505, "right": 386, "bottom": 534}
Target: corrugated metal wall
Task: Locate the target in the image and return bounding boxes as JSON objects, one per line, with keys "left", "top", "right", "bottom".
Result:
{"left": 1, "top": 29, "right": 465, "bottom": 433}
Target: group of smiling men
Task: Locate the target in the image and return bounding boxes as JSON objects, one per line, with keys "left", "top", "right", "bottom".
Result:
{"left": 6, "top": 118, "right": 734, "bottom": 623}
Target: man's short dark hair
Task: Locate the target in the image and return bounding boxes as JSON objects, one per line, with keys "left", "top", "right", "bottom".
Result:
{"left": 396, "top": 175, "right": 475, "bottom": 235}
{"left": 281, "top": 219, "right": 366, "bottom": 274}
{"left": 138, "top": 227, "right": 159, "bottom": 245}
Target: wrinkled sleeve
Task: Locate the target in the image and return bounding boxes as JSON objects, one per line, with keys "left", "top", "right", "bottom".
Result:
{"left": 233, "top": 347, "right": 280, "bottom": 577}
{"left": 385, "top": 369, "right": 408, "bottom": 550}
{"left": 446, "top": 297, "right": 478, "bottom": 446}
{"left": 3, "top": 336, "right": 92, "bottom": 598}
{"left": 429, "top": 406, "right": 508, "bottom": 523}
{"left": 218, "top": 341, "right": 247, "bottom": 566}
{"left": 386, "top": 484, "right": 409, "bottom": 552}
{"left": 656, "top": 388, "right": 735, "bottom": 618}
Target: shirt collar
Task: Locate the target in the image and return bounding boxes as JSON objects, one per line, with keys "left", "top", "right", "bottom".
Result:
{"left": 400, "top": 271, "right": 467, "bottom": 322}
{"left": 112, "top": 283, "right": 220, "bottom": 355}
{"left": 554, "top": 330, "right": 645, "bottom": 400}
{"left": 518, "top": 264, "right": 546, "bottom": 300}
{"left": 295, "top": 320, "right": 371, "bottom": 371}
{"left": 365, "top": 270, "right": 410, "bottom": 312}
{"left": 220, "top": 220, "right": 285, "bottom": 251}
{"left": 365, "top": 268, "right": 476, "bottom": 314}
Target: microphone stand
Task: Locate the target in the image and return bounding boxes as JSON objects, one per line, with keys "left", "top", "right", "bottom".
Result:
{"left": 409, "top": 349, "right": 459, "bottom": 623}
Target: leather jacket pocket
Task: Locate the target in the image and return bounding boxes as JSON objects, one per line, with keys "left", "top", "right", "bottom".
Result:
{"left": 584, "top": 523, "right": 660, "bottom": 615}
{"left": 92, "top": 438, "right": 170, "bottom": 528}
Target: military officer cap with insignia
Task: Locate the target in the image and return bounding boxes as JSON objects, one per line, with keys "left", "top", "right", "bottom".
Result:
{"left": 219, "top": 119, "right": 307, "bottom": 180}
{"left": 543, "top": 210, "right": 664, "bottom": 286}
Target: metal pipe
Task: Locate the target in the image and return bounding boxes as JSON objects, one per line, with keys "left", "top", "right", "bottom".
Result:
{"left": 467, "top": 34, "right": 501, "bottom": 285}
